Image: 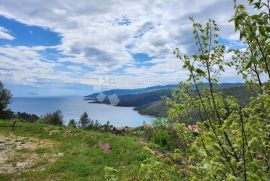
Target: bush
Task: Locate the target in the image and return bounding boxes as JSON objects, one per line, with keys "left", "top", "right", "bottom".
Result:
{"left": 16, "top": 112, "right": 39, "bottom": 122}
{"left": 68, "top": 119, "right": 77, "bottom": 128}
{"left": 0, "top": 109, "right": 15, "bottom": 119}
{"left": 41, "top": 110, "right": 63, "bottom": 126}
{"left": 138, "top": 157, "right": 182, "bottom": 181}
{"left": 151, "top": 127, "right": 173, "bottom": 150}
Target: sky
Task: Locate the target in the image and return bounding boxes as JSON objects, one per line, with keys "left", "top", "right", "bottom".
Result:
{"left": 0, "top": 0, "right": 248, "bottom": 97}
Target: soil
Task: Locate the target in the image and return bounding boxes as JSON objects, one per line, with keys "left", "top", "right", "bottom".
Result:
{"left": 0, "top": 134, "right": 61, "bottom": 174}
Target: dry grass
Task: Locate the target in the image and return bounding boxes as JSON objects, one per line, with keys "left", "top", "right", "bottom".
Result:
{"left": 0, "top": 134, "right": 60, "bottom": 174}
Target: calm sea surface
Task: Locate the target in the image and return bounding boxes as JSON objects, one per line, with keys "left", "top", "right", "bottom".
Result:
{"left": 9, "top": 96, "right": 154, "bottom": 127}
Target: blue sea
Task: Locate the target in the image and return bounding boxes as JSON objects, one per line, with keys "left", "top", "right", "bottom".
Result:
{"left": 9, "top": 96, "right": 154, "bottom": 127}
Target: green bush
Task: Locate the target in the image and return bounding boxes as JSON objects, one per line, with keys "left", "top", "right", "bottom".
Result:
{"left": 40, "top": 110, "right": 63, "bottom": 126}
{"left": 138, "top": 157, "right": 182, "bottom": 181}
{"left": 151, "top": 127, "right": 173, "bottom": 150}
{"left": 68, "top": 119, "right": 77, "bottom": 128}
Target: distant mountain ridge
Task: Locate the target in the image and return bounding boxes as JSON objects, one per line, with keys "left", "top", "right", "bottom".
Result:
{"left": 85, "top": 84, "right": 179, "bottom": 99}
{"left": 85, "top": 83, "right": 243, "bottom": 99}
{"left": 84, "top": 83, "right": 247, "bottom": 117}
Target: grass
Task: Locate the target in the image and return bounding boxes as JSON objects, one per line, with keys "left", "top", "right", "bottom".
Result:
{"left": 0, "top": 120, "right": 150, "bottom": 180}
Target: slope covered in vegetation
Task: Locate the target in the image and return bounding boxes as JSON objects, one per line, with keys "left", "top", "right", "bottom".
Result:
{"left": 134, "top": 85, "right": 252, "bottom": 117}
{"left": 0, "top": 120, "right": 150, "bottom": 180}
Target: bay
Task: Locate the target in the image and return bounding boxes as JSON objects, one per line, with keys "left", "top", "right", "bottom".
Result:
{"left": 9, "top": 96, "right": 154, "bottom": 127}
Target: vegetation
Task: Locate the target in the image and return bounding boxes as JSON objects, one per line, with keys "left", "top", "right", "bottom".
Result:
{"left": 0, "top": 82, "right": 40, "bottom": 122}
{"left": 1, "top": 0, "right": 269, "bottom": 180}
{"left": 40, "top": 110, "right": 64, "bottom": 126}
{"left": 85, "top": 84, "right": 179, "bottom": 99}
{"left": 0, "top": 81, "right": 13, "bottom": 119}
{"left": 16, "top": 112, "right": 39, "bottom": 122}
{"left": 151, "top": 124, "right": 173, "bottom": 151}
{"left": 138, "top": 0, "right": 270, "bottom": 180}
{"left": 68, "top": 119, "right": 77, "bottom": 128}
{"left": 79, "top": 112, "right": 90, "bottom": 128}
{"left": 0, "top": 120, "right": 150, "bottom": 180}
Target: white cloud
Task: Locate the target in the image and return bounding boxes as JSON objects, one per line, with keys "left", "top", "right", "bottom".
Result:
{"left": 0, "top": 0, "right": 249, "bottom": 95}
{"left": 0, "top": 26, "right": 15, "bottom": 40}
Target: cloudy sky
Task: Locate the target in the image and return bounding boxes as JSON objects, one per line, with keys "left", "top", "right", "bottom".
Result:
{"left": 0, "top": 0, "right": 246, "bottom": 96}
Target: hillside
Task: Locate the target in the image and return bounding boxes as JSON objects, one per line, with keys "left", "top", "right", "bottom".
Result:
{"left": 97, "top": 89, "right": 173, "bottom": 107}
{"left": 86, "top": 83, "right": 243, "bottom": 99}
{"left": 85, "top": 84, "right": 179, "bottom": 99}
{"left": 86, "top": 83, "right": 249, "bottom": 117}
{"left": 134, "top": 100, "right": 168, "bottom": 117}
{"left": 0, "top": 120, "right": 150, "bottom": 180}
{"left": 135, "top": 85, "right": 254, "bottom": 117}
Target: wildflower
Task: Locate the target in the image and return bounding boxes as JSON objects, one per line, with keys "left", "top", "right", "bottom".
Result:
{"left": 99, "top": 141, "right": 111, "bottom": 152}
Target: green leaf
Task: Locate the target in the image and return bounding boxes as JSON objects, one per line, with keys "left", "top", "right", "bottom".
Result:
{"left": 195, "top": 68, "right": 206, "bottom": 76}
{"left": 245, "top": 55, "right": 256, "bottom": 69}
{"left": 200, "top": 54, "right": 209, "bottom": 60}
{"left": 235, "top": 12, "right": 247, "bottom": 21}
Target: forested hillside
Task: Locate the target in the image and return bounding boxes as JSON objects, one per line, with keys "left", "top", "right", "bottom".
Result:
{"left": 87, "top": 84, "right": 252, "bottom": 117}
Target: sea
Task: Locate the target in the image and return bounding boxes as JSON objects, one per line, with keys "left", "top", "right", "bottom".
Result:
{"left": 9, "top": 96, "right": 154, "bottom": 127}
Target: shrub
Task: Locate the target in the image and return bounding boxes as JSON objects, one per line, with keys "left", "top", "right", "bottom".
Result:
{"left": 16, "top": 112, "right": 39, "bottom": 122}
{"left": 68, "top": 119, "right": 77, "bottom": 128}
{"left": 151, "top": 127, "right": 173, "bottom": 150}
{"left": 41, "top": 110, "right": 63, "bottom": 126}
{"left": 0, "top": 109, "right": 15, "bottom": 119}
{"left": 138, "top": 157, "right": 182, "bottom": 181}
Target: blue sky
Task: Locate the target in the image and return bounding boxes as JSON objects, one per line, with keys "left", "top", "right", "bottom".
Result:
{"left": 0, "top": 0, "right": 245, "bottom": 96}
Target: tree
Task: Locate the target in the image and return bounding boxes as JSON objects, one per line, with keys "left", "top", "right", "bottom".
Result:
{"left": 0, "top": 81, "right": 12, "bottom": 111}
{"left": 41, "top": 110, "right": 63, "bottom": 126}
{"left": 163, "top": 2, "right": 270, "bottom": 178}
{"left": 68, "top": 119, "right": 77, "bottom": 128}
{"left": 17, "top": 112, "right": 39, "bottom": 122}
{"left": 79, "top": 112, "right": 90, "bottom": 128}
{"left": 0, "top": 81, "right": 13, "bottom": 119}
{"left": 230, "top": 0, "right": 270, "bottom": 86}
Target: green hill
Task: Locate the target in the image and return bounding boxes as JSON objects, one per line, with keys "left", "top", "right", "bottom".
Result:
{"left": 0, "top": 120, "right": 150, "bottom": 180}
{"left": 85, "top": 84, "right": 179, "bottom": 99}
{"left": 134, "top": 85, "right": 253, "bottom": 118}
{"left": 86, "top": 84, "right": 251, "bottom": 118}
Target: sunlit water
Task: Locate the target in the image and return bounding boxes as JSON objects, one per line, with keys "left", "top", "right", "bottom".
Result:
{"left": 9, "top": 96, "right": 154, "bottom": 127}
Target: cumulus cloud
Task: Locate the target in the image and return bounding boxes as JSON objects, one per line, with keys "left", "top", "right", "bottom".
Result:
{"left": 0, "top": 0, "right": 248, "bottom": 95}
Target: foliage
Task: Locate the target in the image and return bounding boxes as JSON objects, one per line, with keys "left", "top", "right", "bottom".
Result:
{"left": 0, "top": 109, "right": 15, "bottom": 119}
{"left": 0, "top": 120, "right": 150, "bottom": 180}
{"left": 230, "top": 0, "right": 270, "bottom": 83}
{"left": 0, "top": 81, "right": 13, "bottom": 119}
{"left": 16, "top": 112, "right": 39, "bottom": 122}
{"left": 154, "top": 1, "right": 270, "bottom": 179}
{"left": 138, "top": 157, "right": 182, "bottom": 181}
{"left": 79, "top": 112, "right": 90, "bottom": 128}
{"left": 152, "top": 117, "right": 168, "bottom": 127}
{"left": 100, "top": 121, "right": 112, "bottom": 132}
{"left": 135, "top": 84, "right": 249, "bottom": 118}
{"left": 104, "top": 166, "right": 118, "bottom": 181}
{"left": 68, "top": 119, "right": 77, "bottom": 128}
{"left": 0, "top": 81, "right": 12, "bottom": 111}
{"left": 40, "top": 110, "right": 63, "bottom": 126}
{"left": 151, "top": 127, "right": 173, "bottom": 151}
